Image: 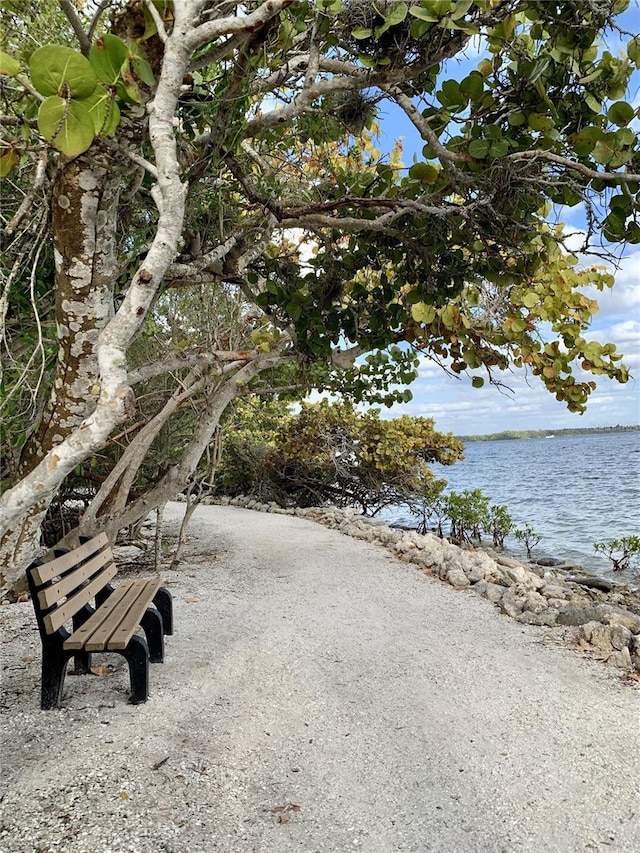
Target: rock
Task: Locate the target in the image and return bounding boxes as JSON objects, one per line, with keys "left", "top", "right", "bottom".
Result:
{"left": 602, "top": 611, "right": 640, "bottom": 635}
{"left": 610, "top": 624, "right": 633, "bottom": 651}
{"left": 500, "top": 586, "right": 527, "bottom": 618}
{"left": 535, "top": 556, "right": 565, "bottom": 567}
{"left": 517, "top": 609, "right": 559, "bottom": 627}
{"left": 467, "top": 564, "right": 486, "bottom": 584}
{"left": 527, "top": 563, "right": 546, "bottom": 578}
{"left": 541, "top": 582, "right": 570, "bottom": 600}
{"left": 484, "top": 565, "right": 510, "bottom": 587}
{"left": 557, "top": 606, "right": 604, "bottom": 626}
{"left": 495, "top": 555, "right": 524, "bottom": 568}
{"left": 566, "top": 574, "right": 615, "bottom": 592}
{"left": 473, "top": 581, "right": 505, "bottom": 603}
{"left": 608, "top": 648, "right": 633, "bottom": 671}
{"left": 580, "top": 622, "right": 614, "bottom": 652}
{"left": 504, "top": 565, "right": 545, "bottom": 590}
{"left": 446, "top": 568, "right": 470, "bottom": 588}
{"left": 523, "top": 591, "right": 548, "bottom": 615}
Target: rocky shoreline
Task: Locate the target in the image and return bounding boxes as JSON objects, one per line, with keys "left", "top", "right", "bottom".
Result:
{"left": 211, "top": 495, "right": 640, "bottom": 674}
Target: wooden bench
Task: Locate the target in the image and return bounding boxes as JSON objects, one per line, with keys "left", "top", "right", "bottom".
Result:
{"left": 27, "top": 533, "right": 173, "bottom": 709}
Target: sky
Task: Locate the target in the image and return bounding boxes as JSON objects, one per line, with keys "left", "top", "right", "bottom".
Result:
{"left": 370, "top": 4, "right": 640, "bottom": 435}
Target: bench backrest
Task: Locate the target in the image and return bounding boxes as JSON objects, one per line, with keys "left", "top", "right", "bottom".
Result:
{"left": 28, "top": 534, "right": 117, "bottom": 637}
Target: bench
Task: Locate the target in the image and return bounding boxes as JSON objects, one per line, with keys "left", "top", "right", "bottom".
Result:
{"left": 27, "top": 533, "right": 173, "bottom": 709}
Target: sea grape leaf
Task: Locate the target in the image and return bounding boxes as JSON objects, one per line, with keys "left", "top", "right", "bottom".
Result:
{"left": 83, "top": 85, "right": 121, "bottom": 136}
{"left": 468, "top": 138, "right": 489, "bottom": 158}
{"left": 0, "top": 50, "right": 20, "bottom": 77}
{"left": 0, "top": 147, "right": 19, "bottom": 177}
{"left": 607, "top": 101, "right": 635, "bottom": 126}
{"left": 89, "top": 34, "right": 129, "bottom": 86}
{"left": 37, "top": 96, "right": 95, "bottom": 157}
{"left": 29, "top": 44, "right": 97, "bottom": 99}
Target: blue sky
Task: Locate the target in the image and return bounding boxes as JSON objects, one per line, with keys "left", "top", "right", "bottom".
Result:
{"left": 374, "top": 4, "right": 640, "bottom": 435}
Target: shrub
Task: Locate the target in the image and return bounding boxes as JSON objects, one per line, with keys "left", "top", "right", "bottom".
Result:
{"left": 593, "top": 536, "right": 640, "bottom": 572}
{"left": 514, "top": 524, "right": 542, "bottom": 559}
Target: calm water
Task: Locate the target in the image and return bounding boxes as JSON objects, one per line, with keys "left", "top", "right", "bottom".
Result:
{"left": 390, "top": 431, "right": 640, "bottom": 581}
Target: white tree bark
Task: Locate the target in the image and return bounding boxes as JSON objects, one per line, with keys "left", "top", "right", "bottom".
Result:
{"left": 0, "top": 5, "right": 197, "bottom": 587}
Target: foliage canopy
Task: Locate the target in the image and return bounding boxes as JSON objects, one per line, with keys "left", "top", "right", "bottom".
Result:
{"left": 0, "top": 0, "right": 639, "bottom": 587}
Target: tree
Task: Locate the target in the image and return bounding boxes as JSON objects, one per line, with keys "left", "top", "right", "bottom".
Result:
{"left": 217, "top": 398, "right": 463, "bottom": 513}
{"left": 1, "top": 0, "right": 638, "bottom": 589}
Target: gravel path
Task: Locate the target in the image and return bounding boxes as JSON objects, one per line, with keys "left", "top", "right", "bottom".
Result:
{"left": 1, "top": 502, "right": 639, "bottom": 853}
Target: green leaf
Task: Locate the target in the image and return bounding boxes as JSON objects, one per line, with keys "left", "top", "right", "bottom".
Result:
{"left": 411, "top": 302, "right": 436, "bottom": 324}
{"left": 131, "top": 51, "right": 155, "bottom": 87}
{"left": 489, "top": 139, "right": 509, "bottom": 158}
{"left": 351, "top": 26, "right": 373, "bottom": 39}
{"left": 89, "top": 34, "right": 129, "bottom": 86}
{"left": 37, "top": 96, "right": 95, "bottom": 157}
{"left": 508, "top": 111, "right": 526, "bottom": 126}
{"left": 29, "top": 44, "right": 97, "bottom": 99}
{"left": 522, "top": 292, "right": 538, "bottom": 309}
{"left": 468, "top": 138, "right": 489, "bottom": 158}
{"left": 384, "top": 2, "right": 408, "bottom": 26}
{"left": 584, "top": 93, "right": 601, "bottom": 114}
{"left": 409, "top": 162, "right": 439, "bottom": 183}
{"left": 607, "top": 101, "right": 635, "bottom": 127}
{"left": 471, "top": 376, "right": 484, "bottom": 388}
{"left": 0, "top": 50, "right": 20, "bottom": 77}
{"left": 460, "top": 71, "right": 483, "bottom": 102}
{"left": 83, "top": 85, "right": 121, "bottom": 136}
{"left": 408, "top": 6, "right": 439, "bottom": 23}
{"left": 527, "top": 113, "right": 554, "bottom": 131}
{"left": 0, "top": 146, "right": 19, "bottom": 177}
{"left": 592, "top": 139, "right": 615, "bottom": 164}
{"left": 627, "top": 36, "right": 640, "bottom": 67}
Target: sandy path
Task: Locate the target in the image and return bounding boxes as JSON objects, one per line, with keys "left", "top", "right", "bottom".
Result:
{"left": 1, "top": 502, "right": 639, "bottom": 853}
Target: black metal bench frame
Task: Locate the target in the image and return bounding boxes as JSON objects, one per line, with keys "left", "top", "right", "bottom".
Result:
{"left": 27, "top": 534, "right": 173, "bottom": 709}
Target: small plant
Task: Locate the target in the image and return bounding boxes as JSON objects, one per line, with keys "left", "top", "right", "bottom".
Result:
{"left": 514, "top": 524, "right": 542, "bottom": 559}
{"left": 445, "top": 489, "right": 492, "bottom": 544}
{"left": 487, "top": 504, "right": 513, "bottom": 549}
{"left": 593, "top": 536, "right": 640, "bottom": 572}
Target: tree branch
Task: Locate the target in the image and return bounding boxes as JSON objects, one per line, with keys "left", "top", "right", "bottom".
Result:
{"left": 58, "top": 0, "right": 91, "bottom": 55}
{"left": 186, "top": 0, "right": 294, "bottom": 50}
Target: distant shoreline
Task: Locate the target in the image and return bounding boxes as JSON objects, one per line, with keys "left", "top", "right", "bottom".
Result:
{"left": 456, "top": 425, "right": 640, "bottom": 442}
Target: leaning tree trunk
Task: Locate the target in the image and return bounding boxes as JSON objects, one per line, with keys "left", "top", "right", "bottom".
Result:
{"left": 0, "top": 30, "right": 192, "bottom": 590}
{"left": 0, "top": 155, "right": 123, "bottom": 590}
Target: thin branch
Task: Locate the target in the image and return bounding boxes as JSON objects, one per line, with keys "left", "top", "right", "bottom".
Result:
{"left": 144, "top": 0, "right": 168, "bottom": 44}
{"left": 508, "top": 150, "right": 640, "bottom": 185}
{"left": 187, "top": 0, "right": 294, "bottom": 51}
{"left": 383, "top": 85, "right": 468, "bottom": 166}
{"left": 58, "top": 0, "right": 91, "bottom": 55}
{"left": 87, "top": 0, "right": 115, "bottom": 42}
{"left": 125, "top": 149, "right": 158, "bottom": 179}
{"left": 2, "top": 149, "right": 48, "bottom": 239}
{"left": 129, "top": 351, "right": 259, "bottom": 385}
{"left": 14, "top": 75, "right": 45, "bottom": 103}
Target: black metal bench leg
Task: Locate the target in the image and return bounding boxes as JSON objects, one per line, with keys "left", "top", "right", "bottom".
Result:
{"left": 120, "top": 635, "right": 149, "bottom": 704}
{"left": 41, "top": 647, "right": 72, "bottom": 710}
{"left": 141, "top": 607, "right": 164, "bottom": 663}
{"left": 73, "top": 651, "right": 92, "bottom": 675}
{"left": 153, "top": 587, "right": 173, "bottom": 635}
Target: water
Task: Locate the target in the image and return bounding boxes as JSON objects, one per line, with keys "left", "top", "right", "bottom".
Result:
{"left": 387, "top": 431, "right": 640, "bottom": 583}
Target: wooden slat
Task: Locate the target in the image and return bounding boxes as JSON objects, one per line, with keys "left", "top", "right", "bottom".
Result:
{"left": 83, "top": 583, "right": 144, "bottom": 651}
{"left": 42, "top": 563, "right": 117, "bottom": 634}
{"left": 31, "top": 533, "right": 110, "bottom": 585}
{"left": 107, "top": 578, "right": 163, "bottom": 650}
{"left": 37, "top": 549, "right": 112, "bottom": 609}
{"left": 63, "top": 582, "right": 134, "bottom": 651}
